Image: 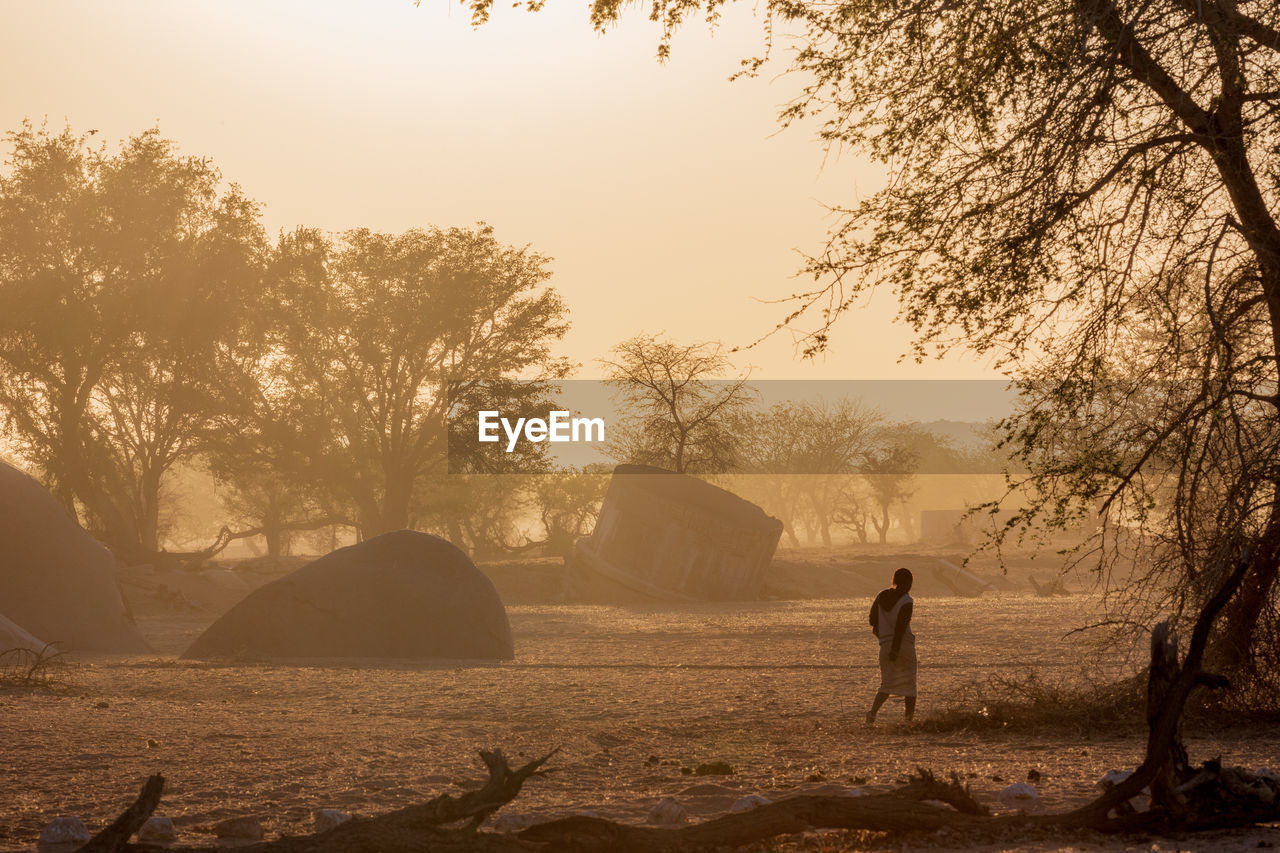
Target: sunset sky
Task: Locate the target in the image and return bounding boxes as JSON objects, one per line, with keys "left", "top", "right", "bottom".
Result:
{"left": 1, "top": 0, "right": 999, "bottom": 381}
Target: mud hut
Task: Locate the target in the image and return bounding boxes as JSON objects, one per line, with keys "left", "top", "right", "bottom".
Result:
{"left": 182, "top": 530, "right": 514, "bottom": 661}
{"left": 0, "top": 462, "right": 149, "bottom": 653}
{"left": 0, "top": 614, "right": 46, "bottom": 655}
{"left": 569, "top": 465, "right": 783, "bottom": 602}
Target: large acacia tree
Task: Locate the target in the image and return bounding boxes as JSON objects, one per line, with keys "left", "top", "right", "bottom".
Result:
{"left": 461, "top": 0, "right": 1280, "bottom": 689}
{"left": 233, "top": 225, "right": 569, "bottom": 539}
{"left": 0, "top": 124, "right": 267, "bottom": 562}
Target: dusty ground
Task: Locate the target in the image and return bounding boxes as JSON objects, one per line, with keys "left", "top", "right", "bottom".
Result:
{"left": 2, "top": 595, "right": 1278, "bottom": 851}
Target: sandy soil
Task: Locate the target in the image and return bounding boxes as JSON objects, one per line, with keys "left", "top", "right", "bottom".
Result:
{"left": 2, "top": 595, "right": 1278, "bottom": 851}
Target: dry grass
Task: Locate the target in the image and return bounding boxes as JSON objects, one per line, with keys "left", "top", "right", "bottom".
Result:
{"left": 921, "top": 669, "right": 1146, "bottom": 735}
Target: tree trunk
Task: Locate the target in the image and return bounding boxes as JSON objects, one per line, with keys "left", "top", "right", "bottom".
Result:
{"left": 138, "top": 468, "right": 162, "bottom": 556}
{"left": 379, "top": 469, "right": 414, "bottom": 534}
{"left": 875, "top": 504, "right": 890, "bottom": 544}
{"left": 355, "top": 498, "right": 385, "bottom": 540}
{"left": 1215, "top": 504, "right": 1280, "bottom": 672}
{"left": 817, "top": 502, "right": 833, "bottom": 547}
{"left": 263, "top": 520, "right": 284, "bottom": 558}
{"left": 446, "top": 516, "right": 467, "bottom": 552}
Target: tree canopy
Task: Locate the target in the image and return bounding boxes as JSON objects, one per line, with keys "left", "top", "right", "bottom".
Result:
{"left": 0, "top": 123, "right": 267, "bottom": 561}
{"left": 601, "top": 334, "right": 753, "bottom": 474}
{"left": 0, "top": 124, "right": 572, "bottom": 559}
{"left": 238, "top": 224, "right": 570, "bottom": 538}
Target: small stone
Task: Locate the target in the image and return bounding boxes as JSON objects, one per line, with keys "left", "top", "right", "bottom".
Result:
{"left": 1027, "top": 768, "right": 1042, "bottom": 783}
{"left": 693, "top": 761, "right": 734, "bottom": 776}
{"left": 94, "top": 700, "right": 110, "bottom": 709}
{"left": 645, "top": 755, "right": 660, "bottom": 766}
{"left": 39, "top": 817, "right": 90, "bottom": 844}
{"left": 147, "top": 738, "right": 159, "bottom": 749}
{"left": 136, "top": 815, "right": 176, "bottom": 843}
{"left": 647, "top": 797, "right": 687, "bottom": 825}
{"left": 213, "top": 816, "right": 263, "bottom": 840}
{"left": 312, "top": 809, "right": 351, "bottom": 833}
{"left": 729, "top": 795, "right": 772, "bottom": 813}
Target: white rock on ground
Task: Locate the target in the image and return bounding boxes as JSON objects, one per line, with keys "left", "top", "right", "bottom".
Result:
{"left": 1095, "top": 769, "right": 1132, "bottom": 790}
{"left": 136, "top": 816, "right": 176, "bottom": 843}
{"left": 729, "top": 795, "right": 772, "bottom": 813}
{"left": 647, "top": 797, "right": 687, "bottom": 825}
{"left": 997, "top": 782, "right": 1040, "bottom": 810}
{"left": 1096, "top": 769, "right": 1151, "bottom": 797}
{"left": 39, "top": 817, "right": 90, "bottom": 845}
{"left": 313, "top": 809, "right": 351, "bottom": 833}
{"left": 212, "top": 816, "right": 263, "bottom": 840}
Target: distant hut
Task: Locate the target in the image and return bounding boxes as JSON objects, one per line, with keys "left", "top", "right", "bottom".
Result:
{"left": 1028, "top": 575, "right": 1072, "bottom": 597}
{"left": 931, "top": 558, "right": 993, "bottom": 598}
{"left": 568, "top": 465, "right": 783, "bottom": 602}
{"left": 0, "top": 614, "right": 47, "bottom": 656}
{"left": 182, "top": 531, "right": 513, "bottom": 662}
{"left": 0, "top": 462, "right": 149, "bottom": 654}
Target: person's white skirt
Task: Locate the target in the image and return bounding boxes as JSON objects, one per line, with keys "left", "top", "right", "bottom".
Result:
{"left": 878, "top": 634, "right": 917, "bottom": 697}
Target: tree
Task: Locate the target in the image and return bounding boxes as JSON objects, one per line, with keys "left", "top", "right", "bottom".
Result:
{"left": 529, "top": 465, "right": 611, "bottom": 557}
{"left": 601, "top": 334, "right": 753, "bottom": 473}
{"left": 0, "top": 123, "right": 267, "bottom": 562}
{"left": 737, "top": 398, "right": 881, "bottom": 545}
{"left": 246, "top": 225, "right": 569, "bottom": 540}
{"left": 860, "top": 427, "right": 920, "bottom": 546}
{"left": 511, "top": 0, "right": 1280, "bottom": 695}
{"left": 211, "top": 463, "right": 339, "bottom": 558}
{"left": 418, "top": 474, "right": 534, "bottom": 559}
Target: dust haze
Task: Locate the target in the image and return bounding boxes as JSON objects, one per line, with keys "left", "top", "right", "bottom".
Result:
{"left": 3, "top": 2, "right": 1280, "bottom": 852}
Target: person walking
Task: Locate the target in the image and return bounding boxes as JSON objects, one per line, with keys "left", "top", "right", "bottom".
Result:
{"left": 866, "top": 567, "right": 917, "bottom": 724}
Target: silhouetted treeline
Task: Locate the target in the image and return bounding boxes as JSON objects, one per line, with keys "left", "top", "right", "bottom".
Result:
{"left": 0, "top": 125, "right": 574, "bottom": 563}
{"left": 601, "top": 334, "right": 1010, "bottom": 547}
{"left": 0, "top": 127, "right": 1011, "bottom": 564}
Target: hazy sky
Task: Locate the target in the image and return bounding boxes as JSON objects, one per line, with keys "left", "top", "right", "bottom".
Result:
{"left": 1, "top": 0, "right": 998, "bottom": 381}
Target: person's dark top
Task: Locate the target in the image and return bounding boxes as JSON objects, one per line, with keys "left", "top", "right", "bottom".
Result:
{"left": 869, "top": 588, "right": 913, "bottom": 657}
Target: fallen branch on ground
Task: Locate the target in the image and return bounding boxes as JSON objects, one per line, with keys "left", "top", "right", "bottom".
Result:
{"left": 76, "top": 749, "right": 555, "bottom": 853}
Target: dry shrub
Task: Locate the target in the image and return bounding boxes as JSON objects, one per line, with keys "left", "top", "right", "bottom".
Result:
{"left": 921, "top": 669, "right": 1145, "bottom": 734}
{"left": 0, "top": 643, "right": 66, "bottom": 687}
